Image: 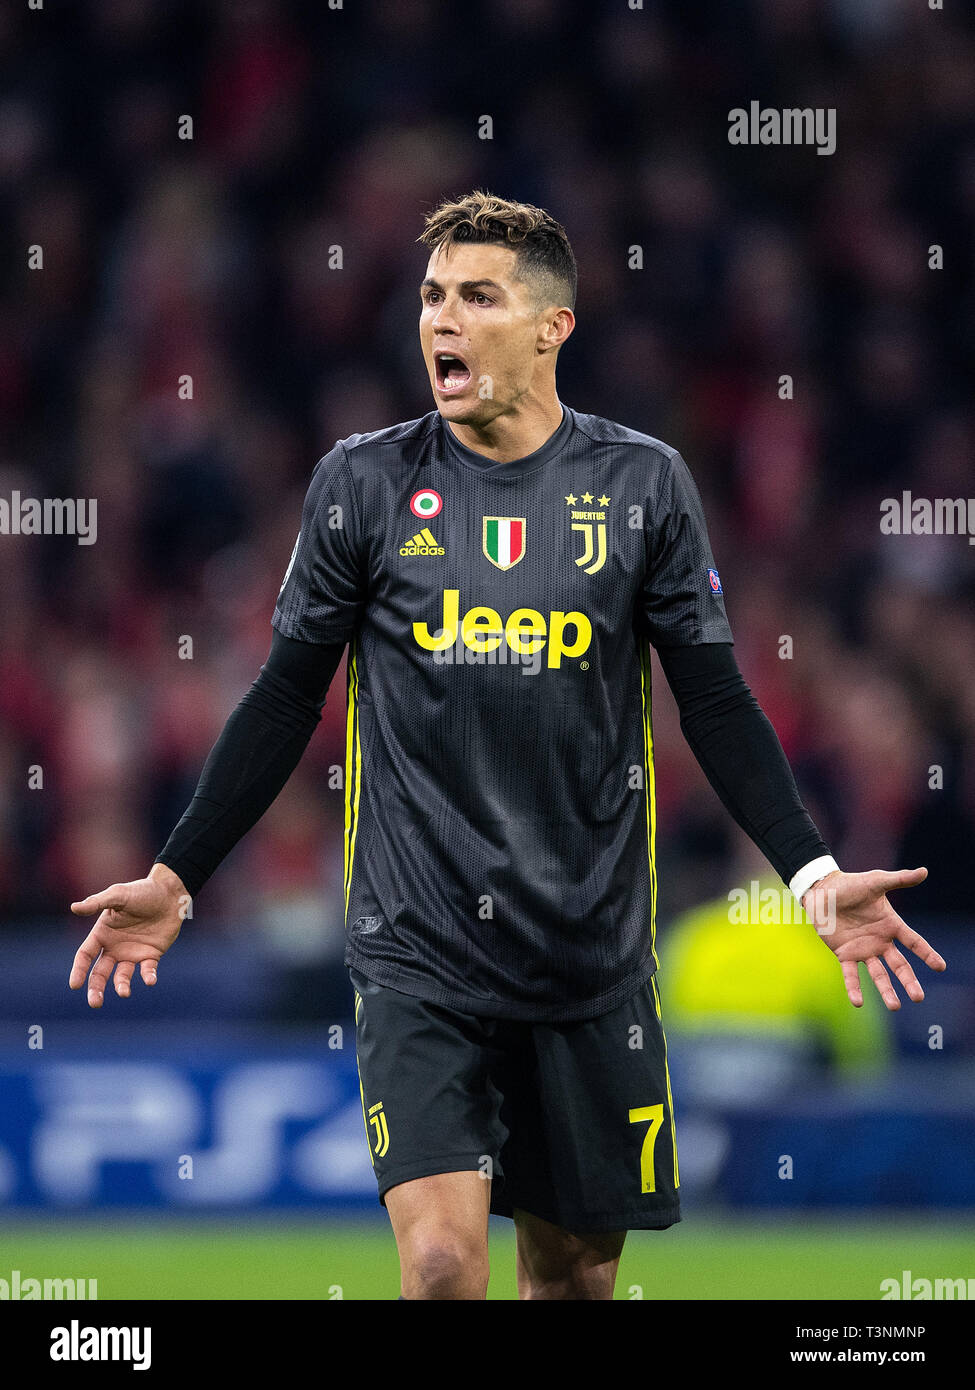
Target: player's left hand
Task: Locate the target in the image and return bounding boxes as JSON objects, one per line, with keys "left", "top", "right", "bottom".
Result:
{"left": 801, "top": 867, "right": 946, "bottom": 1010}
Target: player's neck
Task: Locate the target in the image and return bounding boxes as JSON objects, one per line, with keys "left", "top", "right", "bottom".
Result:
{"left": 445, "top": 395, "right": 564, "bottom": 464}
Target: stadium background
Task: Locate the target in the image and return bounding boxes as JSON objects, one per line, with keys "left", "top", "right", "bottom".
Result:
{"left": 1, "top": 0, "right": 973, "bottom": 1299}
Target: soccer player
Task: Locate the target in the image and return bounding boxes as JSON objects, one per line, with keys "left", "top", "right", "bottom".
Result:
{"left": 69, "top": 191, "right": 946, "bottom": 1300}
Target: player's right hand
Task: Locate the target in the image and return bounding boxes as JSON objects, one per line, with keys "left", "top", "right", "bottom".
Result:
{"left": 69, "top": 862, "right": 190, "bottom": 1008}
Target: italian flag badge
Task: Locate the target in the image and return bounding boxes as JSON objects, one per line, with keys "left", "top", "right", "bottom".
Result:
{"left": 483, "top": 516, "right": 526, "bottom": 570}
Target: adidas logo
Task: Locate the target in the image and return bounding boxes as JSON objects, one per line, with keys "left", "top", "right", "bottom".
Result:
{"left": 400, "top": 527, "right": 445, "bottom": 557}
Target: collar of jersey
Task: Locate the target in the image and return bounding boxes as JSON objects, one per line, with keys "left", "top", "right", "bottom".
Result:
{"left": 439, "top": 403, "right": 573, "bottom": 478}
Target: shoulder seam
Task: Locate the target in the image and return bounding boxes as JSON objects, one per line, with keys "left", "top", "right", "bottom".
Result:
{"left": 338, "top": 441, "right": 363, "bottom": 538}
{"left": 342, "top": 414, "right": 437, "bottom": 455}
{"left": 569, "top": 413, "right": 681, "bottom": 466}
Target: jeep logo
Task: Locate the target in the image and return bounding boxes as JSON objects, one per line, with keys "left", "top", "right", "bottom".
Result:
{"left": 413, "top": 589, "right": 592, "bottom": 669}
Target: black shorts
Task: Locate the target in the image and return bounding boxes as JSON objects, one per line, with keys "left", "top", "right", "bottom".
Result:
{"left": 350, "top": 966, "right": 681, "bottom": 1234}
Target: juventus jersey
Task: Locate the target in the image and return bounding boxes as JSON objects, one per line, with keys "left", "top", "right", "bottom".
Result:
{"left": 273, "top": 404, "right": 732, "bottom": 1021}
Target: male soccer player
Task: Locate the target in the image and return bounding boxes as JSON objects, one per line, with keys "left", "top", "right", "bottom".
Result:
{"left": 70, "top": 191, "right": 946, "bottom": 1300}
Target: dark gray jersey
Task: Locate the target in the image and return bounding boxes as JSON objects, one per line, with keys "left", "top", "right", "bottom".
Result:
{"left": 273, "top": 405, "right": 732, "bottom": 1021}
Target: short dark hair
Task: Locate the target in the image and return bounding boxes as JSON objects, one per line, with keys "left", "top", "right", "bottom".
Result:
{"left": 418, "top": 190, "right": 577, "bottom": 311}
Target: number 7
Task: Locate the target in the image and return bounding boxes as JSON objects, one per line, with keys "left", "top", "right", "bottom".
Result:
{"left": 628, "top": 1103, "right": 664, "bottom": 1193}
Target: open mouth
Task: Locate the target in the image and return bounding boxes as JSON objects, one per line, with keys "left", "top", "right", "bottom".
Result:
{"left": 434, "top": 350, "right": 473, "bottom": 395}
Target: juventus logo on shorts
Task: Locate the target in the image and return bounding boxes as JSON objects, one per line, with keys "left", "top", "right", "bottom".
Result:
{"left": 368, "top": 1101, "right": 390, "bottom": 1157}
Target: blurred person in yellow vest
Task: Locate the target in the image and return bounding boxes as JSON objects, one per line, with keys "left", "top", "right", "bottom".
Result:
{"left": 659, "top": 850, "right": 893, "bottom": 1105}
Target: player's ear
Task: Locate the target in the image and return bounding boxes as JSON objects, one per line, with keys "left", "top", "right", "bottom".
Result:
{"left": 540, "top": 307, "right": 574, "bottom": 353}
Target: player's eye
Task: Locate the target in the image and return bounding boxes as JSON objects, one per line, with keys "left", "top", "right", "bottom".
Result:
{"left": 472, "top": 293, "right": 493, "bottom": 305}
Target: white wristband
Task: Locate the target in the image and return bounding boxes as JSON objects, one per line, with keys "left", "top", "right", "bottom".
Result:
{"left": 789, "top": 855, "right": 840, "bottom": 905}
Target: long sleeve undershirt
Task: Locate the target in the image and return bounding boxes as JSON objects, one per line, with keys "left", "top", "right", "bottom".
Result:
{"left": 655, "top": 642, "right": 829, "bottom": 882}
{"left": 155, "top": 632, "right": 344, "bottom": 897}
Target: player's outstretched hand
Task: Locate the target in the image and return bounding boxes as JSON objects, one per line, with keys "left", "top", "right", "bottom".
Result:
{"left": 69, "top": 863, "right": 190, "bottom": 1008}
{"left": 801, "top": 867, "right": 946, "bottom": 1011}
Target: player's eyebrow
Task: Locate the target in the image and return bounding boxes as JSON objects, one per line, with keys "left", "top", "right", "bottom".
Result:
{"left": 420, "top": 277, "right": 506, "bottom": 295}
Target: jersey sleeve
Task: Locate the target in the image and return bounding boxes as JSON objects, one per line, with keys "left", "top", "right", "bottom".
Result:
{"left": 641, "top": 451, "right": 733, "bottom": 647}
{"left": 272, "top": 441, "right": 367, "bottom": 645}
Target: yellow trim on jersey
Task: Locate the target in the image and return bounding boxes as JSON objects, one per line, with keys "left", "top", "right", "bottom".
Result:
{"left": 343, "top": 645, "right": 363, "bottom": 920}
{"left": 651, "top": 975, "right": 680, "bottom": 1189}
{"left": 343, "top": 651, "right": 354, "bottom": 903}
{"left": 357, "top": 1071, "right": 374, "bottom": 1167}
{"left": 639, "top": 643, "right": 659, "bottom": 968}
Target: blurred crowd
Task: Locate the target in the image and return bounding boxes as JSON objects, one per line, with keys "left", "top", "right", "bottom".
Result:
{"left": 1, "top": 0, "right": 973, "bottom": 948}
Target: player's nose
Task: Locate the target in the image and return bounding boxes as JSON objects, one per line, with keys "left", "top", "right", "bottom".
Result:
{"left": 431, "top": 301, "right": 461, "bottom": 334}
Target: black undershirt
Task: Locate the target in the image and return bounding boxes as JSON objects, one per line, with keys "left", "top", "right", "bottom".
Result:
{"left": 155, "top": 633, "right": 829, "bottom": 899}
{"left": 655, "top": 642, "right": 829, "bottom": 883}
